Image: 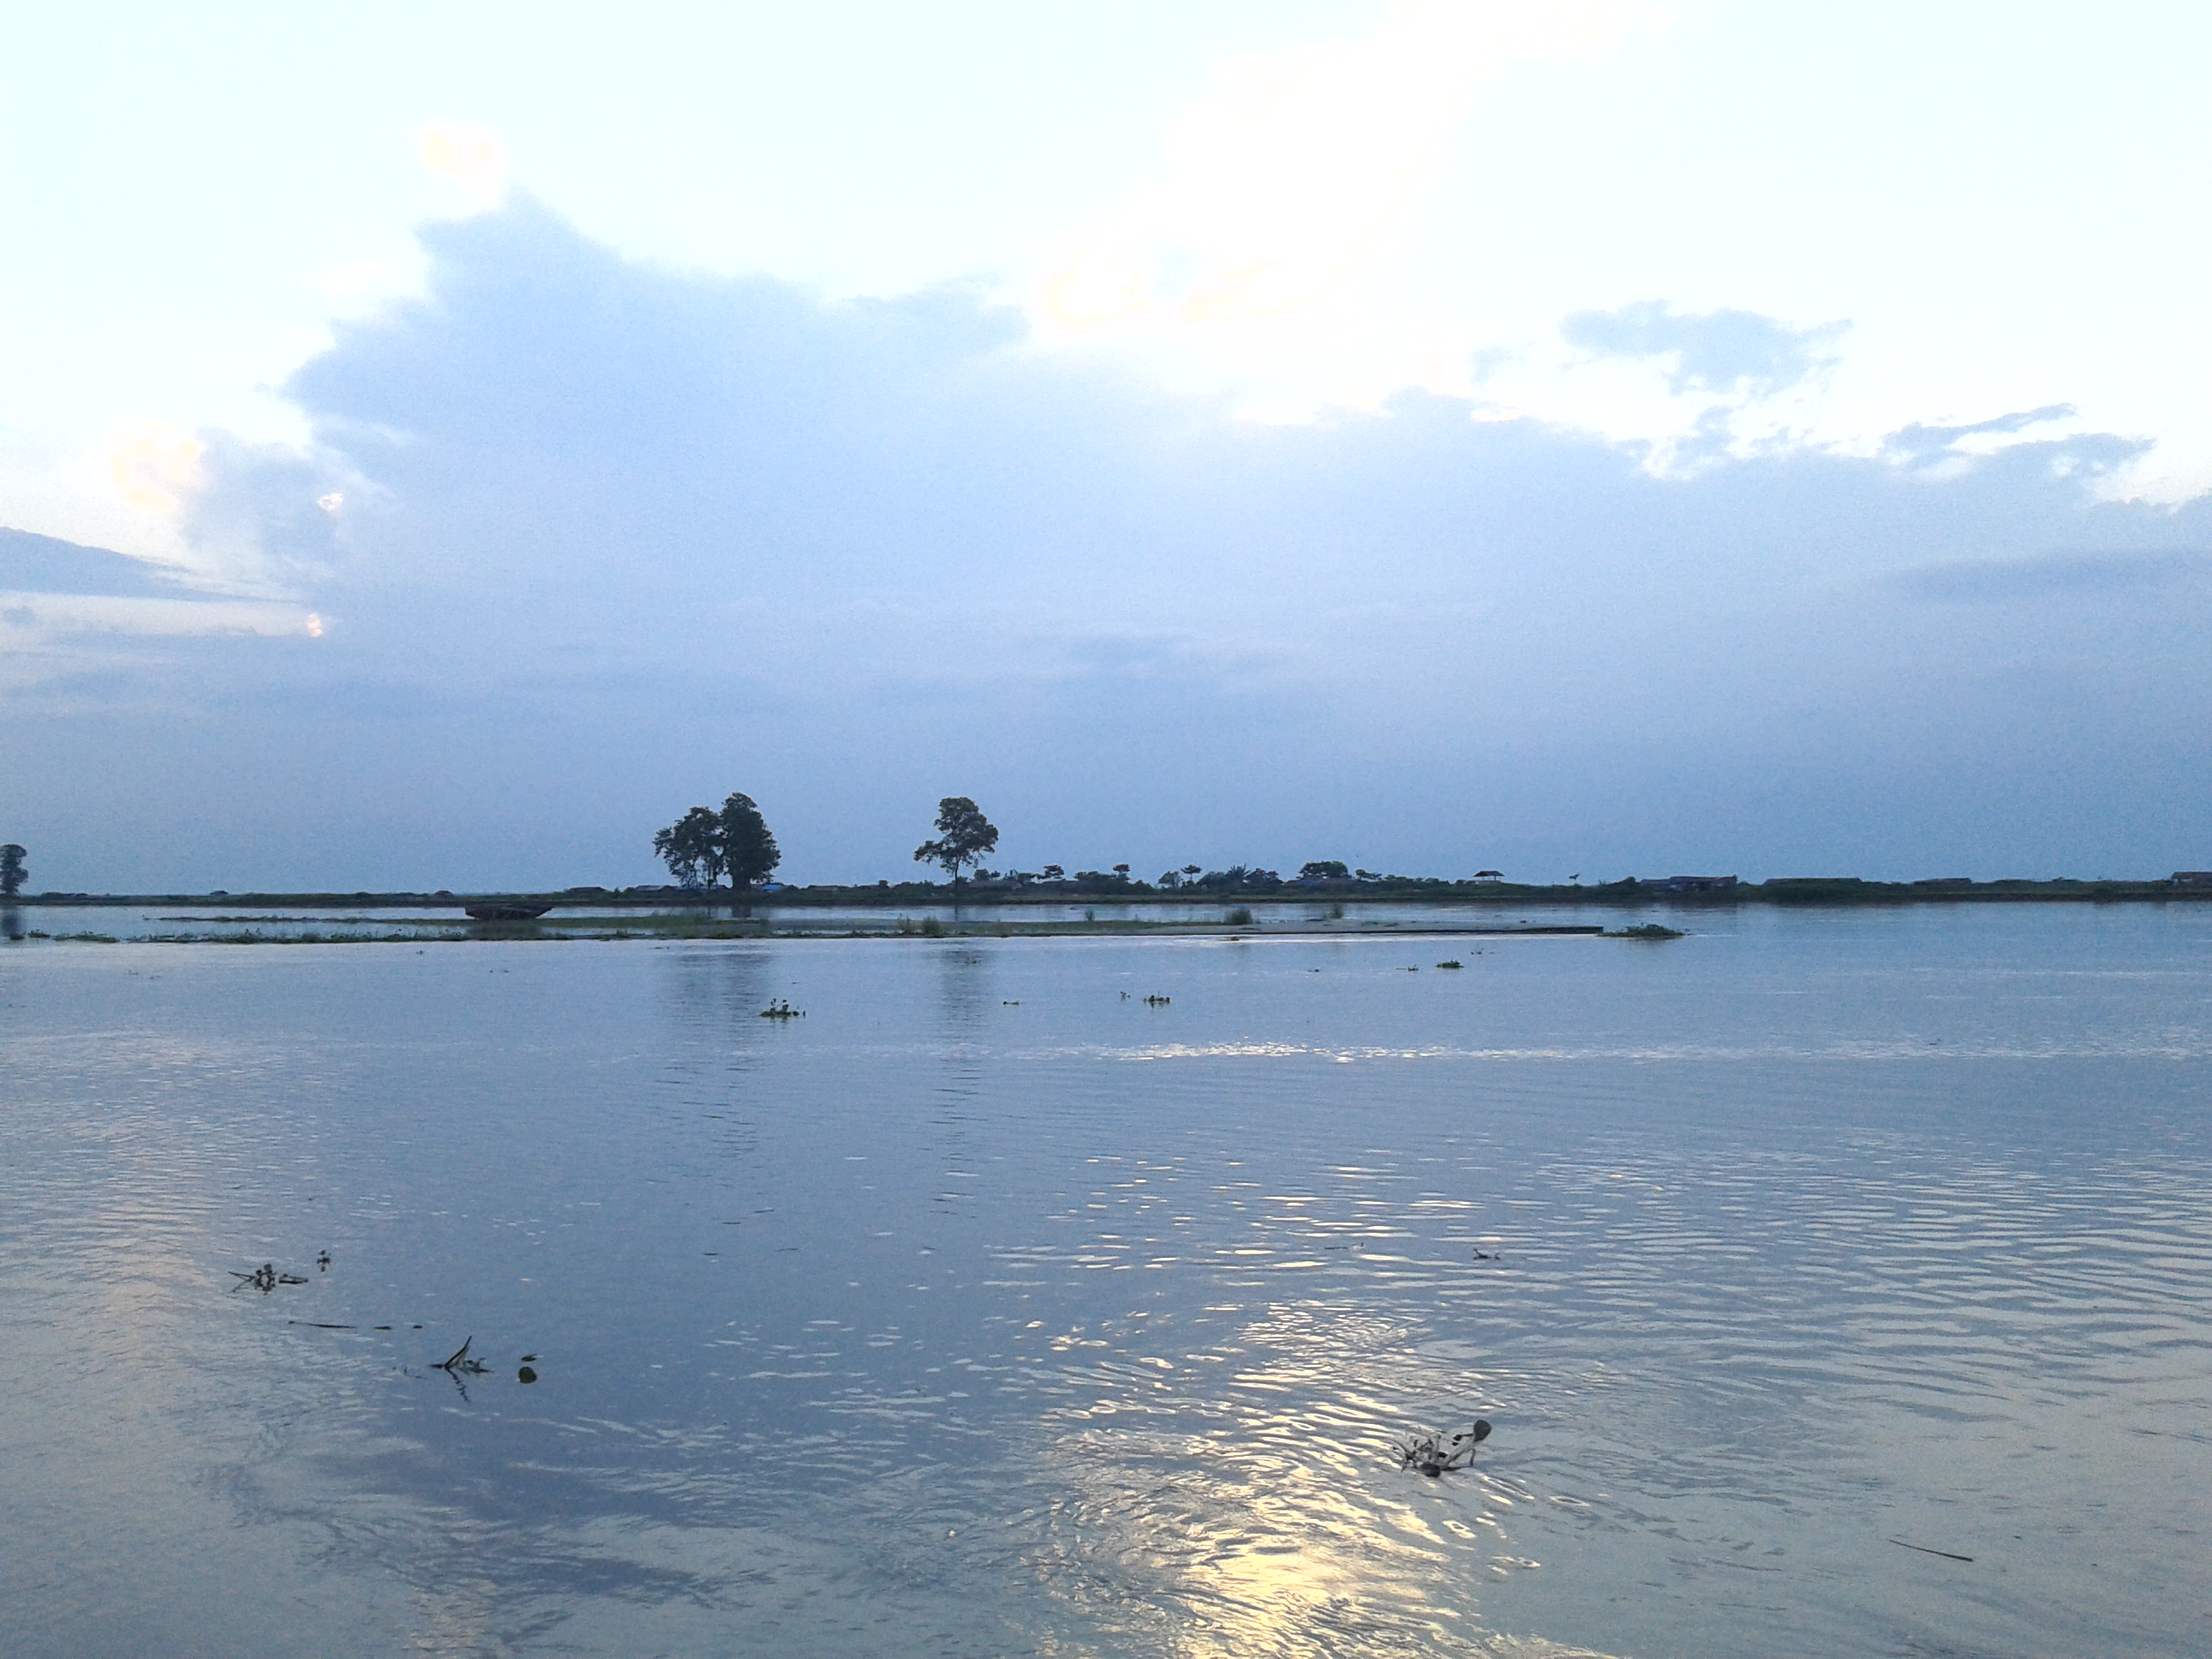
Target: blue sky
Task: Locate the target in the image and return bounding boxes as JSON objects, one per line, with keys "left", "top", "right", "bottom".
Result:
{"left": 4, "top": 3, "right": 2210, "bottom": 889}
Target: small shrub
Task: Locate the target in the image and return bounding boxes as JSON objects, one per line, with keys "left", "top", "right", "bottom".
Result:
{"left": 919, "top": 915, "right": 948, "bottom": 938}
{"left": 1609, "top": 923, "right": 1684, "bottom": 940}
{"left": 1225, "top": 906, "right": 1254, "bottom": 926}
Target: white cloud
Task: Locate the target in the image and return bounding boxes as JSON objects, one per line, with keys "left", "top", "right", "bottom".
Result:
{"left": 7, "top": 200, "right": 2199, "bottom": 891}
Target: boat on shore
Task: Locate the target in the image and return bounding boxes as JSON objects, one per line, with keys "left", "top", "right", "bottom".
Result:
{"left": 463, "top": 902, "right": 553, "bottom": 922}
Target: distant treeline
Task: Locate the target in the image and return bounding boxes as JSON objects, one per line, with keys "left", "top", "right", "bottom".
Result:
{"left": 14, "top": 787, "right": 2207, "bottom": 908}
{"left": 27, "top": 874, "right": 2212, "bottom": 909}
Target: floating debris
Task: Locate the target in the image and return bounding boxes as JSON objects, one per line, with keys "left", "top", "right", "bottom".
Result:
{"left": 518, "top": 1365, "right": 538, "bottom": 1384}
{"left": 229, "top": 1262, "right": 308, "bottom": 1294}
{"left": 315, "top": 1249, "right": 332, "bottom": 1271}
{"left": 759, "top": 1000, "right": 804, "bottom": 1019}
{"left": 1605, "top": 923, "right": 1684, "bottom": 940}
{"left": 1436, "top": 960, "right": 1463, "bottom": 969}
{"left": 1144, "top": 994, "right": 1171, "bottom": 1007}
{"left": 435, "top": 1336, "right": 489, "bottom": 1376}
{"left": 1394, "top": 1419, "right": 1492, "bottom": 1476}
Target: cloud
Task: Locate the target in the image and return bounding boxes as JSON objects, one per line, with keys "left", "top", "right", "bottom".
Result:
{"left": 0, "top": 526, "right": 315, "bottom": 652}
{"left": 1887, "top": 549, "right": 2210, "bottom": 602}
{"left": 1560, "top": 301, "right": 1849, "bottom": 395}
{"left": 1043, "top": 2, "right": 1639, "bottom": 330}
{"left": 105, "top": 420, "right": 206, "bottom": 513}
{"left": 1879, "top": 404, "right": 2081, "bottom": 463}
{"left": 0, "top": 526, "right": 199, "bottom": 600}
{"left": 7, "top": 196, "right": 2212, "bottom": 891}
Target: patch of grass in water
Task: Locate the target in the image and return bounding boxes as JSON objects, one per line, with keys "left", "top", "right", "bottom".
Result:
{"left": 1607, "top": 923, "right": 1684, "bottom": 940}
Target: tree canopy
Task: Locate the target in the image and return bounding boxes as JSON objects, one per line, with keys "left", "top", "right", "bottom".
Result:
{"left": 0, "top": 843, "right": 23, "bottom": 899}
{"left": 718, "top": 792, "right": 779, "bottom": 888}
{"left": 652, "top": 793, "right": 780, "bottom": 889}
{"left": 912, "top": 797, "right": 998, "bottom": 885}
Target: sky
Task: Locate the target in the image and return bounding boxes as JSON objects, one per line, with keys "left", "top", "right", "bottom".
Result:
{"left": 3, "top": 1, "right": 2210, "bottom": 892}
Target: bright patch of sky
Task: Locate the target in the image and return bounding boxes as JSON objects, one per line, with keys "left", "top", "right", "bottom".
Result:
{"left": 9, "top": 0, "right": 2211, "bottom": 557}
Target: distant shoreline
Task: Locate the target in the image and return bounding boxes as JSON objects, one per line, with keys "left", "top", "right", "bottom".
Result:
{"left": 9, "top": 876, "right": 2211, "bottom": 912}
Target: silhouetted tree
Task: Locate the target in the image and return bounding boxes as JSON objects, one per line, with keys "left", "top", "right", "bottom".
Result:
{"left": 913, "top": 797, "right": 999, "bottom": 887}
{"left": 717, "top": 792, "right": 780, "bottom": 888}
{"left": 0, "top": 843, "right": 23, "bottom": 899}
{"left": 652, "top": 807, "right": 721, "bottom": 889}
{"left": 1299, "top": 861, "right": 1350, "bottom": 880}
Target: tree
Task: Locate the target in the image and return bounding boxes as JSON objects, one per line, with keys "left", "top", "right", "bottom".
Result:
{"left": 0, "top": 843, "right": 23, "bottom": 899}
{"left": 652, "top": 807, "right": 722, "bottom": 889}
{"left": 913, "top": 797, "right": 998, "bottom": 887}
{"left": 1299, "top": 860, "right": 1349, "bottom": 880}
{"left": 717, "top": 792, "right": 779, "bottom": 888}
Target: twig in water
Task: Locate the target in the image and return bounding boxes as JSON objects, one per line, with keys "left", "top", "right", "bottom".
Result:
{"left": 1887, "top": 1538, "right": 1974, "bottom": 1562}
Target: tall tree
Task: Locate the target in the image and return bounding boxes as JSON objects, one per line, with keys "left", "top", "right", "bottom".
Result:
{"left": 912, "top": 797, "right": 998, "bottom": 887}
{"left": 652, "top": 807, "right": 722, "bottom": 889}
{"left": 0, "top": 843, "right": 23, "bottom": 899}
{"left": 718, "top": 792, "right": 780, "bottom": 888}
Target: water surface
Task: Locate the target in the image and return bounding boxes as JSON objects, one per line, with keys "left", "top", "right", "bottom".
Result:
{"left": 3, "top": 906, "right": 2209, "bottom": 1656}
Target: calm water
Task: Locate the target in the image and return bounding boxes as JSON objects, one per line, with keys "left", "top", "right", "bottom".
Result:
{"left": 3, "top": 906, "right": 2209, "bottom": 1658}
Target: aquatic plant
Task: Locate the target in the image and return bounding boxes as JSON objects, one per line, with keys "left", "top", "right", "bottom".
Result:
{"left": 435, "top": 1336, "right": 488, "bottom": 1376}
{"left": 1607, "top": 923, "right": 1685, "bottom": 940}
{"left": 1224, "top": 906, "right": 1254, "bottom": 926}
{"left": 1436, "top": 959, "right": 1463, "bottom": 969}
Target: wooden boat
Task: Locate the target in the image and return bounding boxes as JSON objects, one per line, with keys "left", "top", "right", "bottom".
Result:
{"left": 463, "top": 902, "right": 553, "bottom": 922}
